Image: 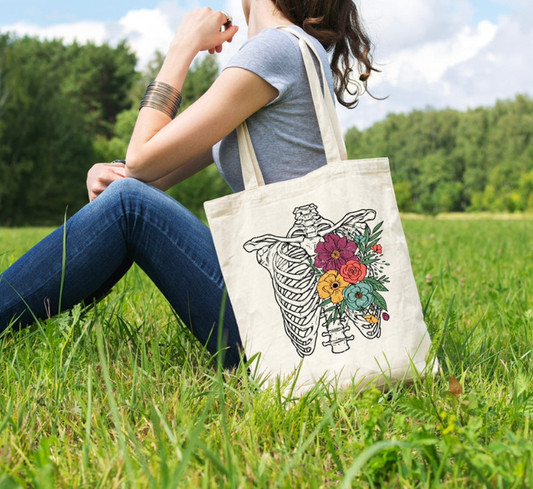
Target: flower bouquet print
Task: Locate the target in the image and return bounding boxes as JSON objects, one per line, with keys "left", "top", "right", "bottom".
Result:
{"left": 244, "top": 203, "right": 390, "bottom": 360}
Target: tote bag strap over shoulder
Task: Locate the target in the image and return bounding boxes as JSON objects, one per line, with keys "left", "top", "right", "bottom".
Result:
{"left": 237, "top": 26, "right": 348, "bottom": 190}
{"left": 279, "top": 26, "right": 348, "bottom": 163}
{"left": 237, "top": 122, "right": 266, "bottom": 188}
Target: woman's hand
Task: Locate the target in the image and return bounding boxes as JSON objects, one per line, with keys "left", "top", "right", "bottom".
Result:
{"left": 171, "top": 8, "right": 238, "bottom": 56}
{"left": 157, "top": 8, "right": 239, "bottom": 87}
{"left": 86, "top": 163, "right": 126, "bottom": 202}
{"left": 125, "top": 7, "right": 277, "bottom": 183}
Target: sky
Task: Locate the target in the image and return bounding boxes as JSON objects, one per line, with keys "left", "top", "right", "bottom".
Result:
{"left": 2, "top": 0, "right": 532, "bottom": 131}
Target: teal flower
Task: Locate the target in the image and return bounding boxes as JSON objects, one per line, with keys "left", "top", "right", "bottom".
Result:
{"left": 343, "top": 282, "right": 374, "bottom": 311}
{"left": 353, "top": 235, "right": 366, "bottom": 245}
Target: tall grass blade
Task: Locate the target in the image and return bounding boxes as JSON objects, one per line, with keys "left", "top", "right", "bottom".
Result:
{"left": 58, "top": 207, "right": 68, "bottom": 314}
{"left": 340, "top": 441, "right": 411, "bottom": 488}
{"left": 95, "top": 323, "right": 138, "bottom": 488}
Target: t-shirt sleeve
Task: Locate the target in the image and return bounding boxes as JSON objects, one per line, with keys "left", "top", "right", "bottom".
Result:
{"left": 223, "top": 29, "right": 299, "bottom": 104}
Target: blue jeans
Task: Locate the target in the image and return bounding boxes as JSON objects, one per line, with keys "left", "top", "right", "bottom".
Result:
{"left": 0, "top": 178, "right": 243, "bottom": 368}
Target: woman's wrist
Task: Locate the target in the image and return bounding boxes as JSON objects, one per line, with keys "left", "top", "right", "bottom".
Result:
{"left": 156, "top": 42, "right": 197, "bottom": 88}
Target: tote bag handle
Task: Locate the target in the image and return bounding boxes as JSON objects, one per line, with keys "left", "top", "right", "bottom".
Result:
{"left": 280, "top": 26, "right": 348, "bottom": 163}
{"left": 238, "top": 26, "right": 348, "bottom": 190}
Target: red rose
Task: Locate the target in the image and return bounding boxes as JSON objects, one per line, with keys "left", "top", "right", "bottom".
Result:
{"left": 339, "top": 259, "right": 367, "bottom": 284}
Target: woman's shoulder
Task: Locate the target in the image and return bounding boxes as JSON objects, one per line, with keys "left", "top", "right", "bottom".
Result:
{"left": 230, "top": 27, "right": 303, "bottom": 66}
{"left": 224, "top": 26, "right": 329, "bottom": 91}
{"left": 223, "top": 28, "right": 306, "bottom": 102}
{"left": 222, "top": 26, "right": 330, "bottom": 105}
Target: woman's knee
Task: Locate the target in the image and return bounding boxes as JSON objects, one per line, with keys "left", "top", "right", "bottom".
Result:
{"left": 107, "top": 177, "right": 147, "bottom": 195}
{"left": 101, "top": 177, "right": 186, "bottom": 221}
{"left": 99, "top": 178, "right": 152, "bottom": 208}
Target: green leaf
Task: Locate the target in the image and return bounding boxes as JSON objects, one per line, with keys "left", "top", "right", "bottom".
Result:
{"left": 372, "top": 221, "right": 383, "bottom": 234}
{"left": 363, "top": 277, "right": 389, "bottom": 292}
{"left": 320, "top": 299, "right": 332, "bottom": 307}
{"left": 368, "top": 230, "right": 383, "bottom": 243}
{"left": 372, "top": 291, "right": 388, "bottom": 311}
{"left": 488, "top": 442, "right": 511, "bottom": 455}
{"left": 340, "top": 300, "right": 347, "bottom": 317}
{"left": 361, "top": 258, "right": 380, "bottom": 265}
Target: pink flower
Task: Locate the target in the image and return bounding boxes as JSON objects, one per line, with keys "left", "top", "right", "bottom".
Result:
{"left": 314, "top": 233, "right": 357, "bottom": 272}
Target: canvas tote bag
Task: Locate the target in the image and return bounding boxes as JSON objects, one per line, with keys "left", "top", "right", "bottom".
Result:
{"left": 205, "top": 27, "right": 437, "bottom": 394}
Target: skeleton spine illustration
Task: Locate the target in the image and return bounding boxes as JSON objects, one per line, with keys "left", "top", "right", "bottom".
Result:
{"left": 244, "top": 204, "right": 390, "bottom": 358}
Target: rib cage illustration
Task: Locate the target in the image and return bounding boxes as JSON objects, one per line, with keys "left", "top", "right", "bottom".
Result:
{"left": 254, "top": 241, "right": 321, "bottom": 357}
{"left": 244, "top": 204, "right": 384, "bottom": 358}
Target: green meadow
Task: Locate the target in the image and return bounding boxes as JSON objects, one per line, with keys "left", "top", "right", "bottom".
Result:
{"left": 0, "top": 217, "right": 532, "bottom": 488}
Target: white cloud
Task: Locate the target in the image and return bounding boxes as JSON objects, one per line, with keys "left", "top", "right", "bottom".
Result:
{"left": 0, "top": 5, "right": 189, "bottom": 69}
{"left": 360, "top": 0, "right": 472, "bottom": 53}
{"left": 114, "top": 9, "right": 177, "bottom": 67}
{"left": 339, "top": 0, "right": 532, "bottom": 131}
{"left": 443, "top": 13, "right": 533, "bottom": 108}
{"left": 2, "top": 0, "right": 531, "bottom": 134}
{"left": 0, "top": 20, "right": 108, "bottom": 45}
{"left": 0, "top": 1, "right": 244, "bottom": 69}
{"left": 384, "top": 21, "right": 498, "bottom": 86}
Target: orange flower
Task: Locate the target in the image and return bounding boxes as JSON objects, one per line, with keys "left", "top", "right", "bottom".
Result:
{"left": 371, "top": 244, "right": 382, "bottom": 254}
{"left": 340, "top": 259, "right": 367, "bottom": 284}
{"left": 317, "top": 270, "right": 349, "bottom": 304}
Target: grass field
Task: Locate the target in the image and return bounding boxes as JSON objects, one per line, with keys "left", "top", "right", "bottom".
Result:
{"left": 0, "top": 218, "right": 532, "bottom": 488}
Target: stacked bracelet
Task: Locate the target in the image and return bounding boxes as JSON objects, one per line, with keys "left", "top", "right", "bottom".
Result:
{"left": 139, "top": 81, "right": 183, "bottom": 119}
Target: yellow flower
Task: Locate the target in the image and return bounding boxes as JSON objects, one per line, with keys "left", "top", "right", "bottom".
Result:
{"left": 364, "top": 315, "right": 379, "bottom": 324}
{"left": 317, "top": 270, "right": 349, "bottom": 304}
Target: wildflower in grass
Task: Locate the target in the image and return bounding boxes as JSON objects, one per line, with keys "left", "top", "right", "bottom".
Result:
{"left": 340, "top": 259, "right": 366, "bottom": 284}
{"left": 371, "top": 244, "right": 382, "bottom": 254}
{"left": 314, "top": 233, "right": 357, "bottom": 272}
{"left": 317, "top": 270, "right": 349, "bottom": 303}
{"left": 343, "top": 282, "right": 374, "bottom": 310}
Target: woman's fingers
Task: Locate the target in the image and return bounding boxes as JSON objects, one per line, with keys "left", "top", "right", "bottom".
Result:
{"left": 209, "top": 44, "right": 224, "bottom": 55}
{"left": 172, "top": 8, "right": 239, "bottom": 54}
{"left": 87, "top": 164, "right": 126, "bottom": 201}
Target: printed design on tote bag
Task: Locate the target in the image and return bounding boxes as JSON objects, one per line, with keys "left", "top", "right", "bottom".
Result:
{"left": 243, "top": 204, "right": 390, "bottom": 358}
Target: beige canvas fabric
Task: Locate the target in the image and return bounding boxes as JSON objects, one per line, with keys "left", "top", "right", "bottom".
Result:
{"left": 205, "top": 27, "right": 437, "bottom": 394}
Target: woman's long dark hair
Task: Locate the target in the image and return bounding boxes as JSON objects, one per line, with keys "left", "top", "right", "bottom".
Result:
{"left": 271, "top": 0, "right": 378, "bottom": 108}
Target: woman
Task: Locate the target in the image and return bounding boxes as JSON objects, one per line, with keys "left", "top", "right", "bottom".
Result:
{"left": 0, "top": 0, "right": 376, "bottom": 368}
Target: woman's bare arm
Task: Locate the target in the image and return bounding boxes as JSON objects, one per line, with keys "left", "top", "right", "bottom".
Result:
{"left": 146, "top": 148, "right": 214, "bottom": 191}
{"left": 124, "top": 9, "right": 278, "bottom": 183}
{"left": 86, "top": 149, "right": 213, "bottom": 201}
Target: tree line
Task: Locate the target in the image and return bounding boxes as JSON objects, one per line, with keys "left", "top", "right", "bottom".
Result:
{"left": 0, "top": 34, "right": 136, "bottom": 225}
{"left": 0, "top": 34, "right": 531, "bottom": 225}
{"left": 0, "top": 34, "right": 230, "bottom": 226}
{"left": 346, "top": 95, "right": 533, "bottom": 214}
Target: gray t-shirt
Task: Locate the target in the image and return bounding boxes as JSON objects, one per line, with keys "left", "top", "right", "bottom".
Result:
{"left": 213, "top": 26, "right": 335, "bottom": 193}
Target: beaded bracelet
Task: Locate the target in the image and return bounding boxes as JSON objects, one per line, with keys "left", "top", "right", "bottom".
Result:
{"left": 139, "top": 81, "right": 183, "bottom": 119}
